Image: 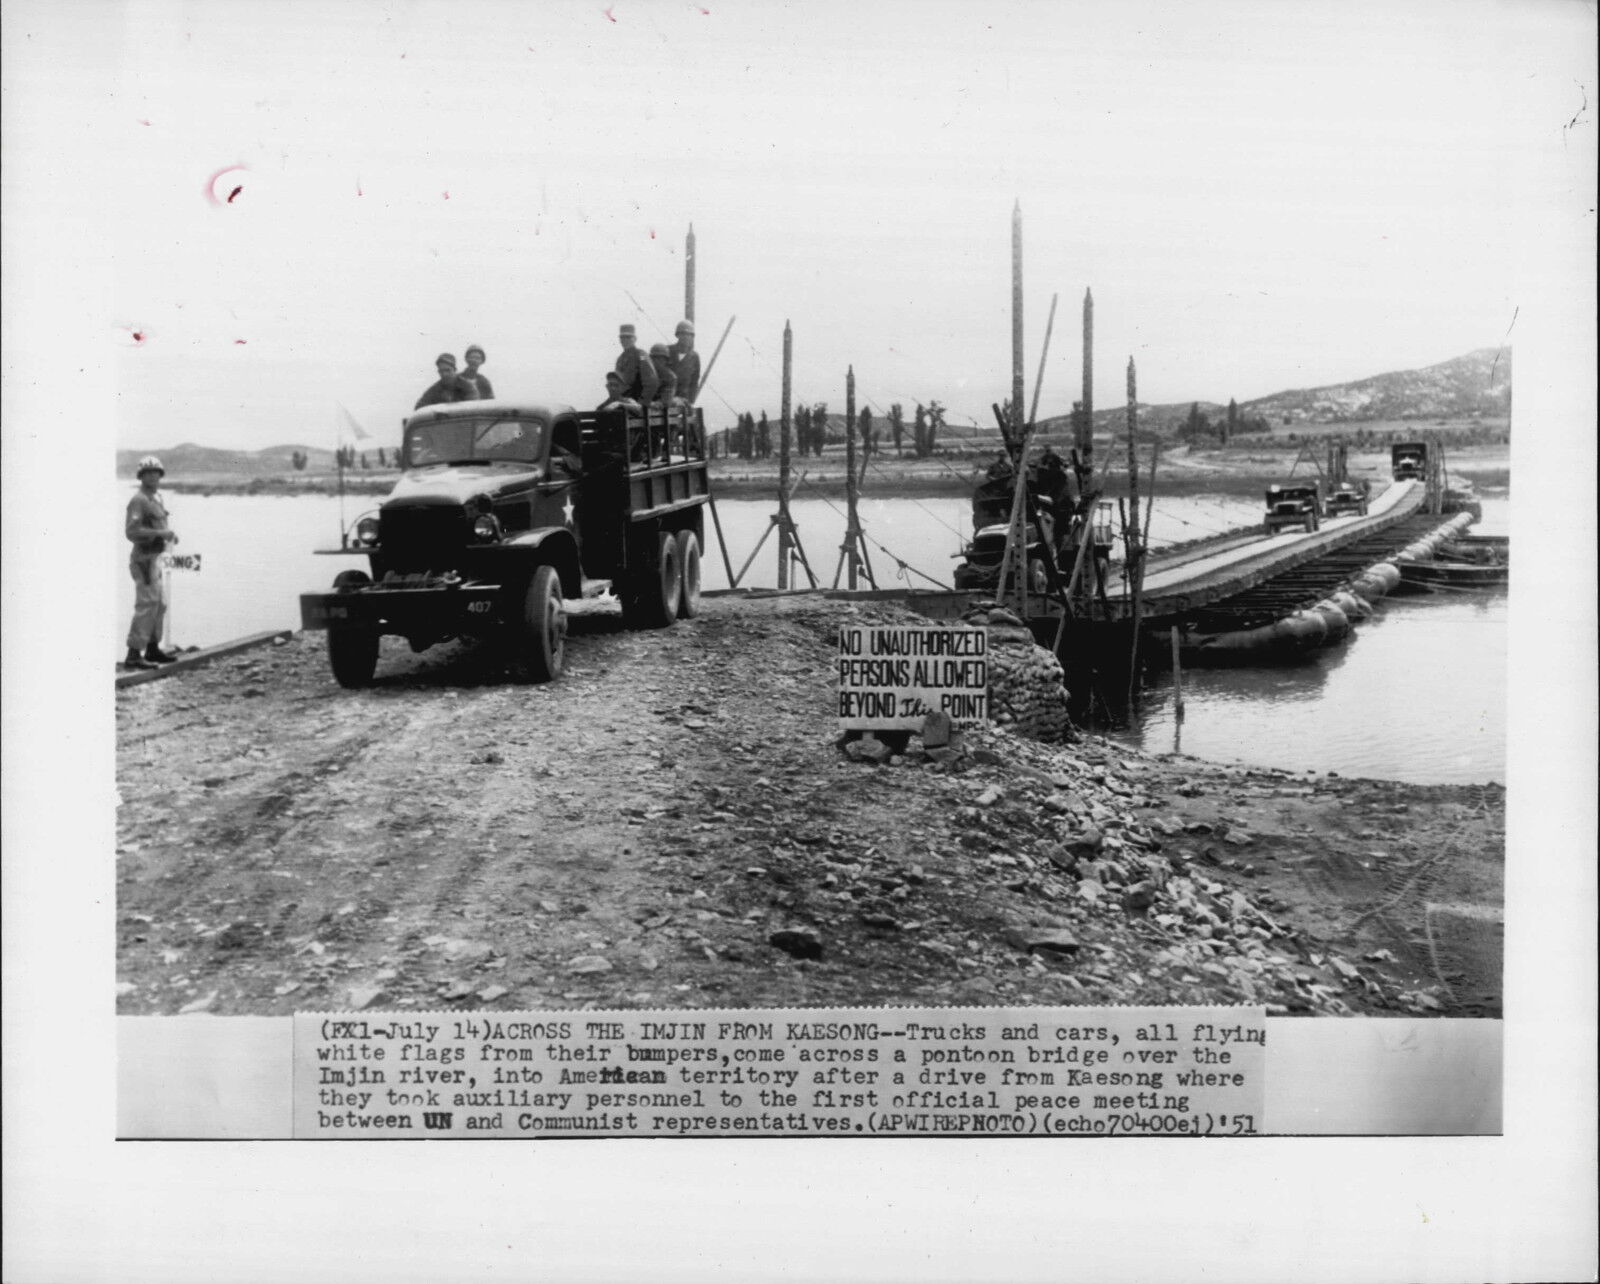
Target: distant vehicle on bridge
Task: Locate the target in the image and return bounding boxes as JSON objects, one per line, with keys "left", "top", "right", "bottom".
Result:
{"left": 1324, "top": 479, "right": 1371, "bottom": 518}
{"left": 1264, "top": 482, "right": 1322, "bottom": 534}
{"left": 1391, "top": 441, "right": 1427, "bottom": 481}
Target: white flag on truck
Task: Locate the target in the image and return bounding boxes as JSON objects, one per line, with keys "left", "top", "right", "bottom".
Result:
{"left": 336, "top": 402, "right": 370, "bottom": 441}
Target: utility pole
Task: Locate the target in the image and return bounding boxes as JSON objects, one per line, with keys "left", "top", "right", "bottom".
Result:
{"left": 1011, "top": 200, "right": 1025, "bottom": 439}
{"left": 684, "top": 223, "right": 696, "bottom": 325}
{"left": 777, "top": 320, "right": 793, "bottom": 589}
{"left": 836, "top": 365, "right": 873, "bottom": 590}
{"left": 1082, "top": 288, "right": 1094, "bottom": 431}
{"left": 1126, "top": 356, "right": 1144, "bottom": 708}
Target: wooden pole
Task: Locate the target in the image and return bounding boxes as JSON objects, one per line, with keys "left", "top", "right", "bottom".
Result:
{"left": 843, "top": 365, "right": 861, "bottom": 589}
{"left": 1082, "top": 288, "right": 1094, "bottom": 430}
{"left": 777, "top": 320, "right": 793, "bottom": 589}
{"left": 1028, "top": 292, "right": 1059, "bottom": 430}
{"left": 684, "top": 223, "right": 696, "bottom": 324}
{"left": 1126, "top": 357, "right": 1144, "bottom": 708}
{"left": 997, "top": 434, "right": 1034, "bottom": 614}
{"left": 1142, "top": 438, "right": 1160, "bottom": 556}
{"left": 705, "top": 494, "right": 737, "bottom": 588}
{"left": 688, "top": 315, "right": 735, "bottom": 407}
{"left": 1011, "top": 200, "right": 1025, "bottom": 432}
{"left": 1170, "top": 626, "right": 1185, "bottom": 723}
{"left": 733, "top": 517, "right": 778, "bottom": 587}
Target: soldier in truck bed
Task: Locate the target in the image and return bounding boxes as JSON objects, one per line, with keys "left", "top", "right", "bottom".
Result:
{"left": 415, "top": 353, "right": 482, "bottom": 410}
{"left": 461, "top": 344, "right": 494, "bottom": 399}
{"left": 613, "top": 324, "right": 659, "bottom": 403}
{"left": 598, "top": 371, "right": 641, "bottom": 412}
{"left": 670, "top": 320, "right": 701, "bottom": 403}
{"left": 648, "top": 343, "right": 679, "bottom": 405}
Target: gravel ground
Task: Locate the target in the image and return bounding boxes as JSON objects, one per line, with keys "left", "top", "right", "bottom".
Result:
{"left": 115, "top": 595, "right": 1502, "bottom": 1018}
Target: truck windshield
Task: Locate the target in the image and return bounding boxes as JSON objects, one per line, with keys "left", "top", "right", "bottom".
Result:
{"left": 405, "top": 415, "right": 546, "bottom": 467}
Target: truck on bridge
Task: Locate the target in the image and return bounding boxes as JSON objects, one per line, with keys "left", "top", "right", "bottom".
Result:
{"left": 299, "top": 399, "right": 711, "bottom": 687}
{"left": 1391, "top": 441, "right": 1427, "bottom": 481}
{"left": 1263, "top": 482, "right": 1322, "bottom": 534}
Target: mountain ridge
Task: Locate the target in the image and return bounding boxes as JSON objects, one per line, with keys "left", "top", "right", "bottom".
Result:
{"left": 120, "top": 347, "right": 1511, "bottom": 473}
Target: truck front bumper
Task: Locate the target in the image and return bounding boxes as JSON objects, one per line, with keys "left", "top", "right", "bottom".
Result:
{"left": 299, "top": 583, "right": 504, "bottom": 633}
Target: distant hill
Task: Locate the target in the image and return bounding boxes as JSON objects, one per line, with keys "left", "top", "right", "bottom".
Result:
{"left": 121, "top": 348, "right": 1511, "bottom": 472}
{"left": 1039, "top": 347, "right": 1512, "bottom": 437}
{"left": 117, "top": 442, "right": 367, "bottom": 478}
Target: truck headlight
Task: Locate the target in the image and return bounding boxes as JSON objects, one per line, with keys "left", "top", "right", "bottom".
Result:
{"left": 472, "top": 515, "right": 502, "bottom": 542}
{"left": 355, "top": 516, "right": 380, "bottom": 545}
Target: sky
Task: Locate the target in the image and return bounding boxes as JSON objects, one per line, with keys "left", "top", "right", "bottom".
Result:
{"left": 4, "top": 0, "right": 1588, "bottom": 452}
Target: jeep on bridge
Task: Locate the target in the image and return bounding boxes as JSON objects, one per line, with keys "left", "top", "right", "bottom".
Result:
{"left": 299, "top": 399, "right": 711, "bottom": 687}
{"left": 1263, "top": 483, "right": 1321, "bottom": 534}
{"left": 1323, "top": 479, "right": 1370, "bottom": 518}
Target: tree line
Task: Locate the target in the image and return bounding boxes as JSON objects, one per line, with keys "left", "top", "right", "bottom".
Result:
{"left": 718, "top": 399, "right": 947, "bottom": 461}
{"left": 292, "top": 446, "right": 394, "bottom": 471}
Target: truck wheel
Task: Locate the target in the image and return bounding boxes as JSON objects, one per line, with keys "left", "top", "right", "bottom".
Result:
{"left": 1028, "top": 557, "right": 1050, "bottom": 595}
{"left": 676, "top": 530, "right": 702, "bottom": 618}
{"left": 328, "top": 570, "right": 378, "bottom": 687}
{"left": 515, "top": 564, "right": 565, "bottom": 682}
{"left": 626, "top": 530, "right": 681, "bottom": 629}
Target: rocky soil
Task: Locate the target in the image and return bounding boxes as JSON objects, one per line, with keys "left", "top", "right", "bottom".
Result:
{"left": 115, "top": 595, "right": 1503, "bottom": 1019}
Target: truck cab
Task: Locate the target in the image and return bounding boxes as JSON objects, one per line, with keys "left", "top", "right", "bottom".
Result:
{"left": 300, "top": 399, "right": 711, "bottom": 687}
{"left": 1391, "top": 441, "right": 1427, "bottom": 481}
{"left": 1263, "top": 482, "right": 1322, "bottom": 534}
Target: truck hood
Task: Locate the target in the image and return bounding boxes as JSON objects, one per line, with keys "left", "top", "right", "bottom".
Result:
{"left": 384, "top": 462, "right": 544, "bottom": 507}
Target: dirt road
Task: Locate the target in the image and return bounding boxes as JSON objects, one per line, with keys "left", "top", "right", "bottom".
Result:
{"left": 115, "top": 595, "right": 1502, "bottom": 1018}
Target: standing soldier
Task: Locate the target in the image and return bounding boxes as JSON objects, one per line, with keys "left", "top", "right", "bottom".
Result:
{"left": 670, "top": 320, "right": 701, "bottom": 403}
{"left": 124, "top": 456, "right": 179, "bottom": 668}
{"left": 462, "top": 344, "right": 494, "bottom": 399}
{"left": 415, "top": 353, "right": 479, "bottom": 410}
{"left": 613, "top": 324, "right": 659, "bottom": 403}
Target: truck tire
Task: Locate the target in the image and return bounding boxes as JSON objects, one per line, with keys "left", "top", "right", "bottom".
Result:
{"left": 328, "top": 569, "right": 378, "bottom": 688}
{"left": 625, "top": 530, "right": 681, "bottom": 629}
{"left": 1028, "top": 556, "right": 1049, "bottom": 595}
{"left": 515, "top": 564, "right": 566, "bottom": 682}
{"left": 676, "top": 529, "right": 702, "bottom": 618}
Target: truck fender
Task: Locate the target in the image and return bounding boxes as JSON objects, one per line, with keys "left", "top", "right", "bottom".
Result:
{"left": 501, "top": 527, "right": 582, "bottom": 595}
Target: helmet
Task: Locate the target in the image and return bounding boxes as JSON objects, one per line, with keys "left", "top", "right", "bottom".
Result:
{"left": 649, "top": 343, "right": 670, "bottom": 358}
{"left": 465, "top": 344, "right": 485, "bottom": 361}
{"left": 136, "top": 455, "right": 165, "bottom": 476}
{"left": 675, "top": 320, "right": 695, "bottom": 336}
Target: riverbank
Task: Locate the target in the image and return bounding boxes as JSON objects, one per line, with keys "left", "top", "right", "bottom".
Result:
{"left": 115, "top": 594, "right": 1502, "bottom": 1019}
{"left": 146, "top": 438, "right": 1510, "bottom": 502}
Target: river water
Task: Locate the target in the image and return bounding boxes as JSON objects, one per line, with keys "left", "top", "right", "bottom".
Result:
{"left": 120, "top": 489, "right": 1507, "bottom": 785}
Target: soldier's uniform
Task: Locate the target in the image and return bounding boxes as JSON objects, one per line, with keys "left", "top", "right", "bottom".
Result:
{"left": 416, "top": 354, "right": 480, "bottom": 410}
{"left": 670, "top": 320, "right": 701, "bottom": 404}
{"left": 613, "top": 325, "right": 660, "bottom": 403}
{"left": 648, "top": 344, "right": 679, "bottom": 405}
{"left": 125, "top": 458, "right": 177, "bottom": 666}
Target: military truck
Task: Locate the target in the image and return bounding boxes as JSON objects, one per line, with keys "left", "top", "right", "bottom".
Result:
{"left": 299, "top": 399, "right": 711, "bottom": 687}
{"left": 1263, "top": 482, "right": 1322, "bottom": 534}
{"left": 1391, "top": 441, "right": 1427, "bottom": 481}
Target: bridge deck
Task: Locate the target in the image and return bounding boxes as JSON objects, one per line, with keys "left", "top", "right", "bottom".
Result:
{"left": 1126, "top": 480, "right": 1428, "bottom": 620}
